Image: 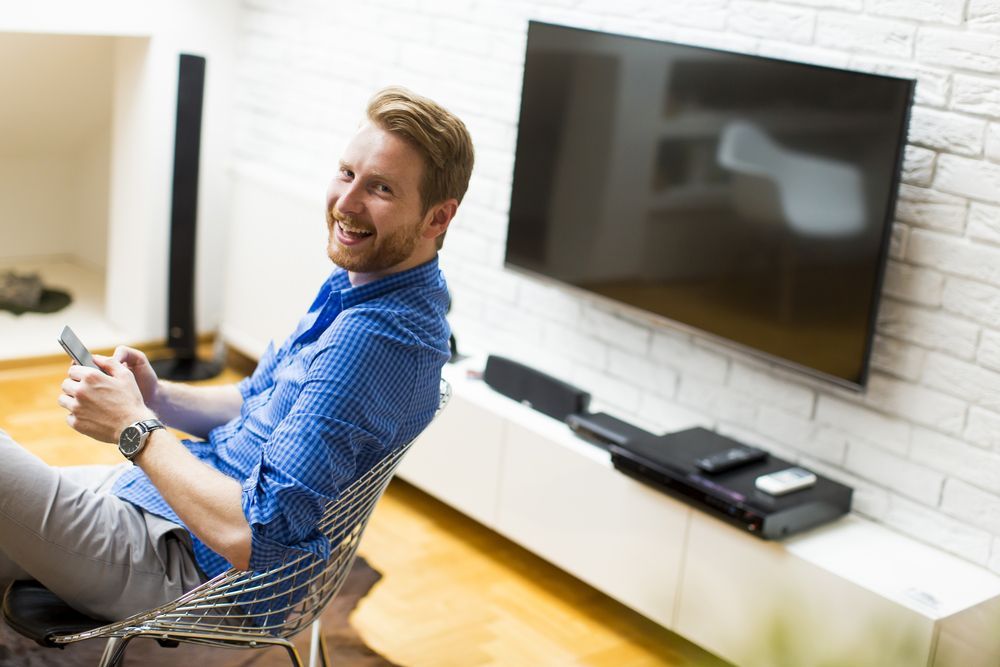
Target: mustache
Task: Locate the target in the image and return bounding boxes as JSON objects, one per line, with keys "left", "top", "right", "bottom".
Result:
{"left": 328, "top": 210, "right": 374, "bottom": 233}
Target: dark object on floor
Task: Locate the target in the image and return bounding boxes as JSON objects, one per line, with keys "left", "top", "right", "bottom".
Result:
{"left": 0, "top": 271, "right": 72, "bottom": 316}
{"left": 0, "top": 557, "right": 399, "bottom": 666}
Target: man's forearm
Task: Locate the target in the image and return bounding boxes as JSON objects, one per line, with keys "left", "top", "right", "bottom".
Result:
{"left": 152, "top": 381, "right": 244, "bottom": 439}
{"left": 136, "top": 429, "right": 252, "bottom": 570}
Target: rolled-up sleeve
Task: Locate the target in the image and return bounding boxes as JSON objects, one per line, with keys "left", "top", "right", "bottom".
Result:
{"left": 240, "top": 308, "right": 420, "bottom": 571}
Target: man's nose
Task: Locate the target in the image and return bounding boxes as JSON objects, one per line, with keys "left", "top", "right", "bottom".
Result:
{"left": 334, "top": 182, "right": 365, "bottom": 216}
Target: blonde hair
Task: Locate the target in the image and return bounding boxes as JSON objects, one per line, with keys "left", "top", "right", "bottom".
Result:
{"left": 366, "top": 87, "right": 475, "bottom": 247}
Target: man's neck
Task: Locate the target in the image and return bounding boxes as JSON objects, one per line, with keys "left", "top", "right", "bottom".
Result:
{"left": 347, "top": 251, "right": 437, "bottom": 287}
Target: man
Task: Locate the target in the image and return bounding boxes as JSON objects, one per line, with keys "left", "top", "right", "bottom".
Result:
{"left": 0, "top": 86, "right": 474, "bottom": 620}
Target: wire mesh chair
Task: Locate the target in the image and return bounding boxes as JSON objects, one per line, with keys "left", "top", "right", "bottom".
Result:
{"left": 2, "top": 379, "right": 452, "bottom": 667}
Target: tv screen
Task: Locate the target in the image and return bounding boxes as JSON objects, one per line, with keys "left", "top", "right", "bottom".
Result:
{"left": 506, "top": 21, "right": 914, "bottom": 390}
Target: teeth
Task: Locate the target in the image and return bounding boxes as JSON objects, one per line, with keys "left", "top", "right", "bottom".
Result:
{"left": 338, "top": 222, "right": 372, "bottom": 236}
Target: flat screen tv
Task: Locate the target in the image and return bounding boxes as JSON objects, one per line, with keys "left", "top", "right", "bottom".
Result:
{"left": 506, "top": 21, "right": 914, "bottom": 390}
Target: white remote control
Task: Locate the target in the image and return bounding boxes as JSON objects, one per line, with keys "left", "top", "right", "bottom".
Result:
{"left": 754, "top": 467, "right": 817, "bottom": 496}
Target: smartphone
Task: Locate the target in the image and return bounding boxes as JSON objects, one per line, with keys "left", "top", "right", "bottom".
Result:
{"left": 754, "top": 467, "right": 817, "bottom": 496}
{"left": 58, "top": 325, "right": 105, "bottom": 373}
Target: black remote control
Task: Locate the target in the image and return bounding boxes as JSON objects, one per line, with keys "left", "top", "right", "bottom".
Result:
{"left": 694, "top": 446, "right": 768, "bottom": 474}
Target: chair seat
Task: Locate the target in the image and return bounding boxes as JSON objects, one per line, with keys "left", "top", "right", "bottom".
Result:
{"left": 2, "top": 579, "right": 105, "bottom": 647}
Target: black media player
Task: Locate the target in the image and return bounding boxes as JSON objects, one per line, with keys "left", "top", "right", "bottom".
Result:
{"left": 609, "top": 427, "right": 852, "bottom": 539}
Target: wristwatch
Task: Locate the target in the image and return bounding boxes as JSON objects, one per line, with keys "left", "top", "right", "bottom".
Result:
{"left": 118, "top": 418, "right": 165, "bottom": 460}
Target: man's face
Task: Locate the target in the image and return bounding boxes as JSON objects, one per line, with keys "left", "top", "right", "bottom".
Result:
{"left": 325, "top": 123, "right": 432, "bottom": 282}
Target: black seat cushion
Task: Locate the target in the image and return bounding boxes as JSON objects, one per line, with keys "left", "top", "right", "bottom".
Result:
{"left": 2, "top": 580, "right": 105, "bottom": 648}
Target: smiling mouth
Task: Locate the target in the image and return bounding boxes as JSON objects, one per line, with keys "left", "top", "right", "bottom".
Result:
{"left": 337, "top": 221, "right": 374, "bottom": 239}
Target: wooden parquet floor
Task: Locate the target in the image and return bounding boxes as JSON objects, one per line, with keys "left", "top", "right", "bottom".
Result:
{"left": 0, "top": 354, "right": 728, "bottom": 667}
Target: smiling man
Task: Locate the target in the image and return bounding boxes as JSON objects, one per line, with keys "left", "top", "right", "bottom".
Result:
{"left": 0, "top": 87, "right": 474, "bottom": 621}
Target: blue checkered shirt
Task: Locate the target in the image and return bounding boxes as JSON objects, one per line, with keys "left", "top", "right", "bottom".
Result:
{"left": 112, "top": 258, "right": 451, "bottom": 578}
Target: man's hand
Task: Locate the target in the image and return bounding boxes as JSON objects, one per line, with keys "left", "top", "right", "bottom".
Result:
{"left": 58, "top": 355, "right": 155, "bottom": 443}
{"left": 113, "top": 346, "right": 160, "bottom": 409}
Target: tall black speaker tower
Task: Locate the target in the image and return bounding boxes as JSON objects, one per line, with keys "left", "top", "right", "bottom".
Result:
{"left": 151, "top": 53, "right": 222, "bottom": 381}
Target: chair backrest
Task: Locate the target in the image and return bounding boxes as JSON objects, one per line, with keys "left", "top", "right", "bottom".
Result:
{"left": 74, "top": 379, "right": 452, "bottom": 644}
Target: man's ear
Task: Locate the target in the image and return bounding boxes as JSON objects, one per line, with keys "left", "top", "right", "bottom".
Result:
{"left": 422, "top": 199, "right": 458, "bottom": 241}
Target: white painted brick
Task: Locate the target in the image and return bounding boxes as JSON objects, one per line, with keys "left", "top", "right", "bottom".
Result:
{"left": 942, "top": 276, "right": 1000, "bottom": 328}
{"left": 911, "top": 427, "right": 1000, "bottom": 492}
{"left": 967, "top": 406, "right": 1000, "bottom": 450}
{"left": 851, "top": 59, "right": 949, "bottom": 108}
{"left": 802, "top": 426, "right": 850, "bottom": 465}
{"left": 642, "top": 0, "right": 729, "bottom": 30}
{"left": 917, "top": 28, "right": 1000, "bottom": 75}
{"left": 678, "top": 376, "right": 758, "bottom": 427}
{"left": 968, "top": 203, "right": 1000, "bottom": 247}
{"left": 969, "top": 0, "right": 1000, "bottom": 33}
{"left": 885, "top": 495, "right": 993, "bottom": 565}
{"left": 952, "top": 74, "right": 1000, "bottom": 118}
{"left": 446, "top": 228, "right": 504, "bottom": 266}
{"left": 889, "top": 222, "right": 909, "bottom": 260}
{"left": 935, "top": 154, "right": 1000, "bottom": 203}
{"left": 431, "top": 17, "right": 496, "bottom": 58}
{"left": 867, "top": 0, "right": 965, "bottom": 25}
{"left": 516, "top": 278, "right": 581, "bottom": 327}
{"left": 609, "top": 349, "right": 679, "bottom": 397}
{"left": 816, "top": 394, "right": 911, "bottom": 455}
{"left": 636, "top": 392, "right": 709, "bottom": 434}
{"left": 865, "top": 374, "right": 966, "bottom": 434}
{"left": 988, "top": 124, "right": 1000, "bottom": 162}
{"left": 901, "top": 145, "right": 935, "bottom": 187}
{"left": 462, "top": 264, "right": 521, "bottom": 303}
{"left": 482, "top": 298, "right": 545, "bottom": 346}
{"left": 908, "top": 107, "right": 986, "bottom": 157}
{"left": 729, "top": 363, "right": 816, "bottom": 417}
{"left": 845, "top": 441, "right": 943, "bottom": 505}
{"left": 870, "top": 334, "right": 927, "bottom": 382}
{"left": 991, "top": 537, "right": 1000, "bottom": 576}
{"left": 979, "top": 330, "right": 1000, "bottom": 373}
{"left": 805, "top": 458, "right": 890, "bottom": 519}
{"left": 729, "top": 1, "right": 815, "bottom": 44}
{"left": 909, "top": 228, "right": 1000, "bottom": 288}
{"left": 782, "top": 0, "right": 861, "bottom": 8}
{"left": 894, "top": 184, "right": 967, "bottom": 235}
{"left": 756, "top": 406, "right": 845, "bottom": 464}
{"left": 881, "top": 260, "right": 945, "bottom": 307}
{"left": 758, "top": 42, "right": 851, "bottom": 69}
{"left": 815, "top": 12, "right": 915, "bottom": 60}
{"left": 923, "top": 352, "right": 1000, "bottom": 412}
{"left": 542, "top": 321, "right": 608, "bottom": 369}
{"left": 875, "top": 298, "right": 978, "bottom": 359}
{"left": 580, "top": 305, "right": 651, "bottom": 353}
{"left": 572, "top": 364, "right": 643, "bottom": 414}
{"left": 658, "top": 29, "right": 759, "bottom": 56}
{"left": 942, "top": 479, "right": 1000, "bottom": 534}
{"left": 649, "top": 330, "right": 729, "bottom": 383}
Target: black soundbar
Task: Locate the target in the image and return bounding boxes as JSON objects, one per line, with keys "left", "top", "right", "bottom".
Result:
{"left": 610, "top": 428, "right": 852, "bottom": 539}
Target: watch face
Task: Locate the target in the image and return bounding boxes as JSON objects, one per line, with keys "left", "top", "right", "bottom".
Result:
{"left": 120, "top": 425, "right": 142, "bottom": 456}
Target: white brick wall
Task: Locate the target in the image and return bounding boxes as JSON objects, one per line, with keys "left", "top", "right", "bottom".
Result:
{"left": 228, "top": 0, "right": 1000, "bottom": 574}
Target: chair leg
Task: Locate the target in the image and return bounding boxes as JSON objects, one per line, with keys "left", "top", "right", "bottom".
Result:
{"left": 97, "top": 636, "right": 132, "bottom": 667}
{"left": 308, "top": 618, "right": 331, "bottom": 667}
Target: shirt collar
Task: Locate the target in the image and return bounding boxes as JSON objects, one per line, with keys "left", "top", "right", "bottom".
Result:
{"left": 336, "top": 256, "right": 443, "bottom": 310}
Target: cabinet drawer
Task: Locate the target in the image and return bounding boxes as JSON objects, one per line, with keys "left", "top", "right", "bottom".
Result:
{"left": 496, "top": 421, "right": 688, "bottom": 628}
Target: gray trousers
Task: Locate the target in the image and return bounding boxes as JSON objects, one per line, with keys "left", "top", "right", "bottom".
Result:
{"left": 0, "top": 428, "right": 205, "bottom": 621}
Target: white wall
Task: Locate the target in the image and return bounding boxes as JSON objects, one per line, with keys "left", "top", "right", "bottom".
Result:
{"left": 222, "top": 0, "right": 1000, "bottom": 573}
{"left": 0, "top": 33, "right": 113, "bottom": 269}
{"left": 0, "top": 0, "right": 238, "bottom": 342}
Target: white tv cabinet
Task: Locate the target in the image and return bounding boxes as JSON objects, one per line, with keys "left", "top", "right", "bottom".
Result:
{"left": 398, "top": 357, "right": 1000, "bottom": 667}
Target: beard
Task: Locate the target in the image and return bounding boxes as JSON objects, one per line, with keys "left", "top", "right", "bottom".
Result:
{"left": 326, "top": 210, "right": 424, "bottom": 275}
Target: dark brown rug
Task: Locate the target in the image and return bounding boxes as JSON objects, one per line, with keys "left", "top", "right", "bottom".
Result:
{"left": 0, "top": 558, "right": 400, "bottom": 666}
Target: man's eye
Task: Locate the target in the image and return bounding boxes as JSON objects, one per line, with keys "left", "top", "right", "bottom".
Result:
{"left": 340, "top": 168, "right": 354, "bottom": 180}
{"left": 375, "top": 183, "right": 392, "bottom": 195}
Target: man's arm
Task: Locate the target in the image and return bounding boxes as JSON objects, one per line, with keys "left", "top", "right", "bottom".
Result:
{"left": 59, "top": 355, "right": 252, "bottom": 570}
{"left": 114, "top": 346, "right": 243, "bottom": 439}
